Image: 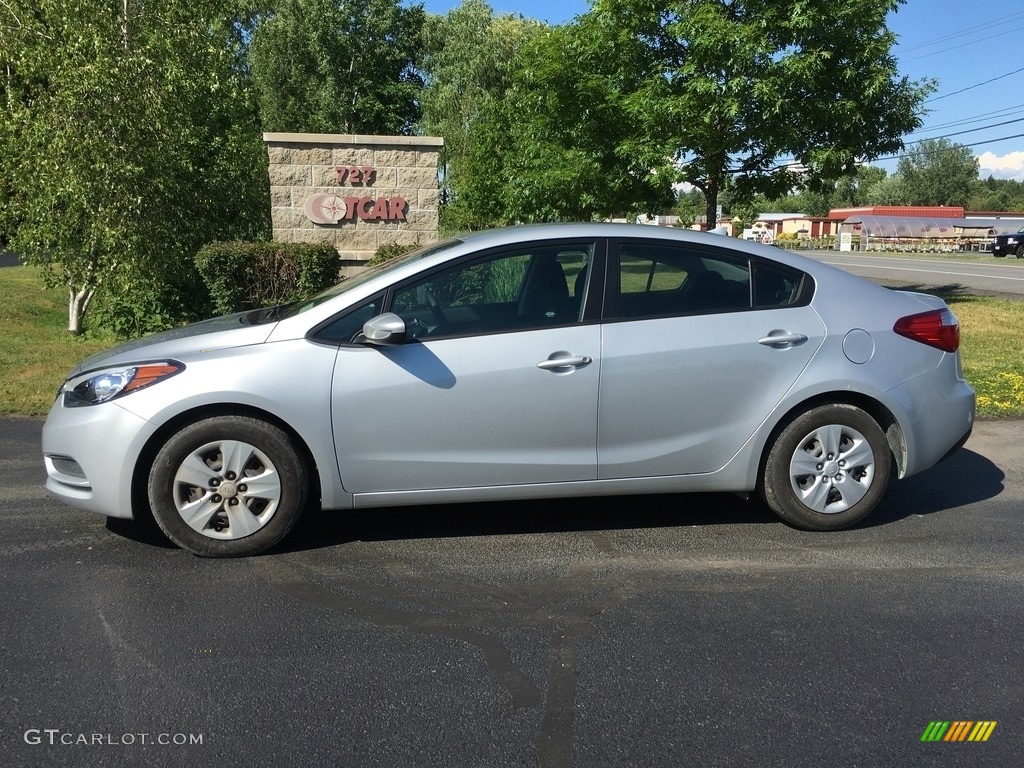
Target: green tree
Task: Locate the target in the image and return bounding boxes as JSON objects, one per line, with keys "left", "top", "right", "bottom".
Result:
{"left": 457, "top": 16, "right": 676, "bottom": 224}
{"left": 969, "top": 176, "right": 1024, "bottom": 212}
{"left": 832, "top": 165, "right": 888, "bottom": 209}
{"left": 559, "top": 0, "right": 932, "bottom": 227}
{"left": 0, "top": 0, "right": 270, "bottom": 335}
{"left": 419, "top": 0, "right": 537, "bottom": 231}
{"left": 673, "top": 187, "right": 706, "bottom": 227}
{"left": 765, "top": 164, "right": 888, "bottom": 216}
{"left": 249, "top": 0, "right": 425, "bottom": 134}
{"left": 896, "top": 138, "right": 978, "bottom": 207}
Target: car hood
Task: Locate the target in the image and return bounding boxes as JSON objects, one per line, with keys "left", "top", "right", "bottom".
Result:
{"left": 69, "top": 311, "right": 276, "bottom": 377}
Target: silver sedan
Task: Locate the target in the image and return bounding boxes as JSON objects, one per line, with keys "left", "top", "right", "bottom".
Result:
{"left": 43, "top": 223, "right": 975, "bottom": 556}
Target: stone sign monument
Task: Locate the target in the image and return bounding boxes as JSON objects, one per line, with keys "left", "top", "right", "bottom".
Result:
{"left": 264, "top": 132, "right": 443, "bottom": 273}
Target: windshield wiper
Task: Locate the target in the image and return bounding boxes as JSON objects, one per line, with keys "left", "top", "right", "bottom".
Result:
{"left": 240, "top": 302, "right": 294, "bottom": 325}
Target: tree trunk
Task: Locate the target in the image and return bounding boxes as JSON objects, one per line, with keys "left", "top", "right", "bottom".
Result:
{"left": 704, "top": 178, "right": 719, "bottom": 233}
{"left": 67, "top": 286, "right": 94, "bottom": 335}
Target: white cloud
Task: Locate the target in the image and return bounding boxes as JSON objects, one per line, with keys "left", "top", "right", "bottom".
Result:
{"left": 977, "top": 151, "right": 1024, "bottom": 182}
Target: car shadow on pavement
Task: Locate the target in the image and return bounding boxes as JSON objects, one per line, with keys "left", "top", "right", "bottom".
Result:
{"left": 867, "top": 446, "right": 1004, "bottom": 527}
{"left": 104, "top": 514, "right": 178, "bottom": 549}
{"left": 99, "top": 444, "right": 1005, "bottom": 555}
{"left": 276, "top": 492, "right": 773, "bottom": 555}
{"left": 275, "top": 446, "right": 1005, "bottom": 553}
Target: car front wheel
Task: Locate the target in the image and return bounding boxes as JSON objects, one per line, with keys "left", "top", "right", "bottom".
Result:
{"left": 762, "top": 404, "right": 891, "bottom": 531}
{"left": 1016, "top": 245, "right": 1024, "bottom": 259}
{"left": 148, "top": 416, "right": 308, "bottom": 557}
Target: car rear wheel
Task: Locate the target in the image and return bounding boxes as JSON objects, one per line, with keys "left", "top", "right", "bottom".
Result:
{"left": 148, "top": 416, "right": 307, "bottom": 557}
{"left": 762, "top": 404, "right": 891, "bottom": 531}
{"left": 1016, "top": 245, "right": 1024, "bottom": 259}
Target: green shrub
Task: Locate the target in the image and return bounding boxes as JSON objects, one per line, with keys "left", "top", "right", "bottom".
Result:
{"left": 91, "top": 259, "right": 213, "bottom": 338}
{"left": 195, "top": 241, "right": 340, "bottom": 315}
{"left": 366, "top": 242, "right": 419, "bottom": 267}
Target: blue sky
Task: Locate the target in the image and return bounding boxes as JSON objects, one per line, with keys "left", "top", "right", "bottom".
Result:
{"left": 421, "top": 0, "right": 1024, "bottom": 181}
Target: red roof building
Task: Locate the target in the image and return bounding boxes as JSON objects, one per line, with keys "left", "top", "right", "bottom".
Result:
{"left": 828, "top": 205, "right": 965, "bottom": 221}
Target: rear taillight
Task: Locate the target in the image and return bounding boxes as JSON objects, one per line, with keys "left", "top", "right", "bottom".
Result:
{"left": 893, "top": 308, "right": 960, "bottom": 352}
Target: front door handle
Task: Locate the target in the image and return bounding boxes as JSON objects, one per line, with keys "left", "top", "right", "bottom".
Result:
{"left": 537, "top": 352, "right": 592, "bottom": 371}
{"left": 758, "top": 331, "right": 808, "bottom": 348}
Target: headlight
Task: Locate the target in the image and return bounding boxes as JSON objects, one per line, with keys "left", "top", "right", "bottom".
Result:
{"left": 63, "top": 361, "right": 184, "bottom": 407}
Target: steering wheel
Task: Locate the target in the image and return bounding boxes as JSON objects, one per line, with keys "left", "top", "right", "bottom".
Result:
{"left": 422, "top": 285, "right": 448, "bottom": 332}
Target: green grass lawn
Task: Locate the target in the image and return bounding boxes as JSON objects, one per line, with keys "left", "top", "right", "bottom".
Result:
{"left": 948, "top": 295, "right": 1024, "bottom": 417}
{"left": 1, "top": 264, "right": 1021, "bottom": 417}
{"left": 0, "top": 266, "right": 116, "bottom": 416}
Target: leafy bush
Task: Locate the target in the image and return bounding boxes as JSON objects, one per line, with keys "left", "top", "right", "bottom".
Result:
{"left": 91, "top": 259, "right": 214, "bottom": 339}
{"left": 366, "top": 242, "right": 420, "bottom": 267}
{"left": 195, "top": 241, "right": 341, "bottom": 315}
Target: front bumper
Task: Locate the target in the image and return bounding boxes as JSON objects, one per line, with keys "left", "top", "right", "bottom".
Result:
{"left": 992, "top": 241, "right": 1020, "bottom": 257}
{"left": 42, "top": 397, "right": 157, "bottom": 519}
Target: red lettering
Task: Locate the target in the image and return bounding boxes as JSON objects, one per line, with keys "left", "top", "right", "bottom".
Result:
{"left": 370, "top": 197, "right": 389, "bottom": 219}
{"left": 388, "top": 196, "right": 408, "bottom": 221}
{"left": 343, "top": 196, "right": 360, "bottom": 220}
{"left": 335, "top": 166, "right": 376, "bottom": 185}
{"left": 357, "top": 197, "right": 375, "bottom": 220}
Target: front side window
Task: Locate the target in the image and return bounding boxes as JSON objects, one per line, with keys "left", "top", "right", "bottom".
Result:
{"left": 390, "top": 243, "right": 593, "bottom": 339}
{"left": 279, "top": 238, "right": 463, "bottom": 319}
{"left": 312, "top": 292, "right": 385, "bottom": 344}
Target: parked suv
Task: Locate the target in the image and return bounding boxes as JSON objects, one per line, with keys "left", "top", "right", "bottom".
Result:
{"left": 992, "top": 226, "right": 1024, "bottom": 258}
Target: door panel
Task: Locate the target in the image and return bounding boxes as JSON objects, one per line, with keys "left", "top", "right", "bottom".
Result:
{"left": 333, "top": 325, "right": 600, "bottom": 493}
{"left": 597, "top": 306, "right": 825, "bottom": 477}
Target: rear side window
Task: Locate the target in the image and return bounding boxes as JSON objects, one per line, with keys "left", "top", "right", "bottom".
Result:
{"left": 616, "top": 243, "right": 751, "bottom": 318}
{"left": 752, "top": 263, "right": 803, "bottom": 308}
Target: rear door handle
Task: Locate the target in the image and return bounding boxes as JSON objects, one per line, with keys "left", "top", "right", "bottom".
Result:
{"left": 758, "top": 331, "right": 808, "bottom": 348}
{"left": 537, "top": 353, "right": 592, "bottom": 371}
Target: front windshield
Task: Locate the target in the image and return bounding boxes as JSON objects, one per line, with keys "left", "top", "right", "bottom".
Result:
{"left": 277, "top": 238, "right": 463, "bottom": 319}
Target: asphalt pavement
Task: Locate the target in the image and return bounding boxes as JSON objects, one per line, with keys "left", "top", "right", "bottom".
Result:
{"left": 1, "top": 416, "right": 1021, "bottom": 767}
{"left": 802, "top": 250, "right": 1024, "bottom": 299}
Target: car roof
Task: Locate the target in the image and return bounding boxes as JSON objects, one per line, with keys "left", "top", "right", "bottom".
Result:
{"left": 456, "top": 221, "right": 717, "bottom": 246}
{"left": 450, "top": 221, "right": 835, "bottom": 275}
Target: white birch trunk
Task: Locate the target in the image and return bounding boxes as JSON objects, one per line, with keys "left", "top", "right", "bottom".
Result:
{"left": 67, "top": 286, "right": 95, "bottom": 335}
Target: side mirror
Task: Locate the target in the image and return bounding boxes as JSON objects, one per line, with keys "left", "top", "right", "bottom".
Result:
{"left": 361, "top": 312, "right": 407, "bottom": 346}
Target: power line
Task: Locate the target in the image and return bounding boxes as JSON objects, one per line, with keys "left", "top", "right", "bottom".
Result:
{"left": 913, "top": 116, "right": 1024, "bottom": 142}
{"left": 909, "top": 103, "right": 1024, "bottom": 135}
{"left": 894, "top": 9, "right": 1024, "bottom": 54}
{"left": 901, "top": 24, "right": 1024, "bottom": 62}
{"left": 925, "top": 66, "right": 1024, "bottom": 103}
{"left": 871, "top": 132, "right": 1024, "bottom": 164}
{"left": 764, "top": 128, "right": 1024, "bottom": 174}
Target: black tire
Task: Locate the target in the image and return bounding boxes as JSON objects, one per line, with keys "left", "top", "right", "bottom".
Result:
{"left": 761, "top": 404, "right": 891, "bottom": 531}
{"left": 1016, "top": 245, "right": 1024, "bottom": 260}
{"left": 148, "top": 416, "right": 308, "bottom": 557}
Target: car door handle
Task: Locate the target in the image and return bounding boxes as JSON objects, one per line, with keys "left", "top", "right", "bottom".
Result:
{"left": 537, "top": 353, "right": 592, "bottom": 371}
{"left": 758, "top": 331, "right": 808, "bottom": 348}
